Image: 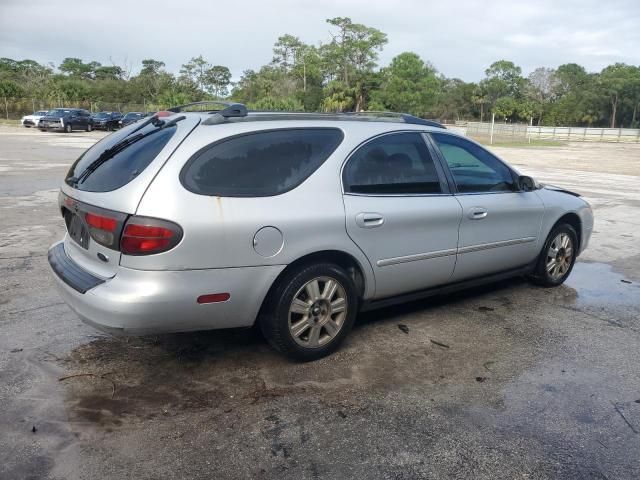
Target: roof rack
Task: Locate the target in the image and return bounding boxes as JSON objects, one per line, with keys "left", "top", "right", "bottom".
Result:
{"left": 169, "top": 101, "right": 445, "bottom": 128}
{"left": 341, "top": 111, "right": 444, "bottom": 128}
{"left": 168, "top": 101, "right": 248, "bottom": 117}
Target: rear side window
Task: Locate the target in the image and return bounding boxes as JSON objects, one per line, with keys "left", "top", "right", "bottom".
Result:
{"left": 181, "top": 128, "right": 344, "bottom": 197}
{"left": 343, "top": 132, "right": 443, "bottom": 194}
{"left": 66, "top": 122, "right": 177, "bottom": 192}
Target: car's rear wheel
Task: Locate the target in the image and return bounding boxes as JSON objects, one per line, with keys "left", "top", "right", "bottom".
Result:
{"left": 64, "top": 124, "right": 72, "bottom": 133}
{"left": 529, "top": 224, "right": 578, "bottom": 287}
{"left": 260, "top": 263, "right": 358, "bottom": 361}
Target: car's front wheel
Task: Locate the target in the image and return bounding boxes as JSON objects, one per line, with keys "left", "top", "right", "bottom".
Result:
{"left": 64, "top": 124, "right": 72, "bottom": 133}
{"left": 530, "top": 224, "right": 578, "bottom": 287}
{"left": 86, "top": 123, "right": 92, "bottom": 132}
{"left": 260, "top": 263, "right": 358, "bottom": 361}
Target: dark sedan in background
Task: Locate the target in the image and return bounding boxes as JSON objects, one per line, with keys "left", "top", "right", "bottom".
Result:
{"left": 119, "top": 112, "right": 145, "bottom": 127}
{"left": 38, "top": 108, "right": 93, "bottom": 133}
{"left": 91, "top": 111, "right": 123, "bottom": 131}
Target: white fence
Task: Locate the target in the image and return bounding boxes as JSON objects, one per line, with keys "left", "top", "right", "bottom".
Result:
{"left": 463, "top": 122, "right": 640, "bottom": 143}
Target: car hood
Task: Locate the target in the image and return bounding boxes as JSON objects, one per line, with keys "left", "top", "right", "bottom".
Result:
{"left": 542, "top": 184, "right": 581, "bottom": 197}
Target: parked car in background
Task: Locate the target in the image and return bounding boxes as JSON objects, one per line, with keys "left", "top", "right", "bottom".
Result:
{"left": 21, "top": 110, "right": 49, "bottom": 127}
{"left": 91, "top": 111, "right": 122, "bottom": 131}
{"left": 39, "top": 108, "right": 94, "bottom": 133}
{"left": 119, "top": 112, "right": 145, "bottom": 127}
{"left": 48, "top": 103, "right": 593, "bottom": 361}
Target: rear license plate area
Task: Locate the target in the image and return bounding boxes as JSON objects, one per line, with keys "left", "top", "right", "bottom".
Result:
{"left": 66, "top": 212, "right": 90, "bottom": 249}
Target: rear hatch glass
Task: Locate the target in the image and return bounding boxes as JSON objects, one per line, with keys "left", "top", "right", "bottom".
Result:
{"left": 66, "top": 118, "right": 180, "bottom": 192}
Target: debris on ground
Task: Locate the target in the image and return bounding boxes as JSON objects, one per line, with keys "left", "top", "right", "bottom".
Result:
{"left": 397, "top": 324, "right": 409, "bottom": 334}
{"left": 621, "top": 279, "right": 632, "bottom": 284}
{"left": 430, "top": 339, "right": 450, "bottom": 349}
{"left": 31, "top": 426, "right": 37, "bottom": 433}
{"left": 478, "top": 306, "right": 495, "bottom": 312}
{"left": 475, "top": 377, "right": 488, "bottom": 383}
{"left": 10, "top": 348, "right": 23, "bottom": 353}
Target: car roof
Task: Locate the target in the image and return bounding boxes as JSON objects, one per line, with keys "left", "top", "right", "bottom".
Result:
{"left": 164, "top": 101, "right": 446, "bottom": 131}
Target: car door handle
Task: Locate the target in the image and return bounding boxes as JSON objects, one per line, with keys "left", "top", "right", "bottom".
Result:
{"left": 356, "top": 212, "right": 385, "bottom": 228}
{"left": 468, "top": 208, "right": 488, "bottom": 220}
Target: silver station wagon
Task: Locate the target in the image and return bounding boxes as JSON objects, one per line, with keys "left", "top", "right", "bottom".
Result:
{"left": 48, "top": 103, "right": 593, "bottom": 360}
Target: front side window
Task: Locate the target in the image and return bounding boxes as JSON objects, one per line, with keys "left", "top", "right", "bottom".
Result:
{"left": 181, "top": 128, "right": 344, "bottom": 197}
{"left": 343, "top": 132, "right": 442, "bottom": 194}
{"left": 431, "top": 133, "right": 516, "bottom": 193}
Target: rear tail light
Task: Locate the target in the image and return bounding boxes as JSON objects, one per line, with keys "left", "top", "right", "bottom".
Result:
{"left": 85, "top": 212, "right": 117, "bottom": 246}
{"left": 120, "top": 216, "right": 183, "bottom": 255}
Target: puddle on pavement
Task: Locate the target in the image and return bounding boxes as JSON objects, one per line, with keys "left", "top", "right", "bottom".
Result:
{"left": 560, "top": 262, "right": 640, "bottom": 329}
{"left": 56, "top": 261, "right": 639, "bottom": 428}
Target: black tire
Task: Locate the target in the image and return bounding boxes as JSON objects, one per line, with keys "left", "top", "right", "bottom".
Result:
{"left": 64, "top": 124, "right": 72, "bottom": 133}
{"left": 86, "top": 123, "right": 92, "bottom": 132}
{"left": 260, "top": 263, "right": 358, "bottom": 361}
{"left": 529, "top": 223, "right": 578, "bottom": 287}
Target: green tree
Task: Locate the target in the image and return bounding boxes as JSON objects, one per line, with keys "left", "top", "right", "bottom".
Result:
{"left": 599, "top": 63, "right": 633, "bottom": 128}
{"left": 0, "top": 79, "right": 23, "bottom": 118}
{"left": 204, "top": 65, "right": 231, "bottom": 98}
{"left": 180, "top": 55, "right": 210, "bottom": 94}
{"left": 59, "top": 58, "right": 100, "bottom": 79}
{"left": 248, "top": 96, "right": 303, "bottom": 111}
{"left": 94, "top": 65, "right": 124, "bottom": 81}
{"left": 492, "top": 96, "right": 517, "bottom": 121}
{"left": 483, "top": 60, "right": 525, "bottom": 107}
{"left": 323, "top": 17, "right": 387, "bottom": 110}
{"left": 372, "top": 52, "right": 438, "bottom": 116}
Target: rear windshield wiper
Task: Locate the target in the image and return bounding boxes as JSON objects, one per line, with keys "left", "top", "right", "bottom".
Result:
{"left": 70, "top": 116, "right": 186, "bottom": 186}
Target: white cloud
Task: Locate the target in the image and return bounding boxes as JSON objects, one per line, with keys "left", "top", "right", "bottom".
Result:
{"left": 0, "top": 0, "right": 638, "bottom": 81}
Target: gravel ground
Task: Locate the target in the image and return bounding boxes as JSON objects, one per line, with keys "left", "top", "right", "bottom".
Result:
{"left": 1, "top": 126, "right": 639, "bottom": 479}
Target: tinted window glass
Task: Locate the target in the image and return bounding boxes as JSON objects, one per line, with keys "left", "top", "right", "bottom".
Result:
{"left": 343, "top": 132, "right": 442, "bottom": 194}
{"left": 431, "top": 133, "right": 516, "bottom": 193}
{"left": 66, "top": 122, "right": 177, "bottom": 192}
{"left": 181, "top": 128, "right": 344, "bottom": 197}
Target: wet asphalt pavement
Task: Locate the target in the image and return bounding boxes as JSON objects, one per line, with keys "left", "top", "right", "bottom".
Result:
{"left": 1, "top": 127, "right": 639, "bottom": 479}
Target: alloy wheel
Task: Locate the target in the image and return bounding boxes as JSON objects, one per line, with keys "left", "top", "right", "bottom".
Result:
{"left": 288, "top": 276, "right": 348, "bottom": 348}
{"left": 545, "top": 232, "right": 574, "bottom": 281}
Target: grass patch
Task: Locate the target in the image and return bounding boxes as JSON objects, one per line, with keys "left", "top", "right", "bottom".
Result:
{"left": 0, "top": 119, "right": 22, "bottom": 126}
{"left": 470, "top": 137, "right": 565, "bottom": 147}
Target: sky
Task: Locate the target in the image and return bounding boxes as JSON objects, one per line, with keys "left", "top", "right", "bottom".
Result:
{"left": 1, "top": 0, "right": 639, "bottom": 81}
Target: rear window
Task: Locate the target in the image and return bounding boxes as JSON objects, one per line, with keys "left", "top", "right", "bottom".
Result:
{"left": 181, "top": 128, "right": 344, "bottom": 197}
{"left": 66, "top": 122, "right": 177, "bottom": 192}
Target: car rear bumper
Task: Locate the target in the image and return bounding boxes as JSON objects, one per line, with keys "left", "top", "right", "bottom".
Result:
{"left": 48, "top": 241, "right": 285, "bottom": 335}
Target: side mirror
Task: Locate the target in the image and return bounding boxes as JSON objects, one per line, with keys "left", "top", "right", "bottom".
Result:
{"left": 518, "top": 175, "right": 538, "bottom": 192}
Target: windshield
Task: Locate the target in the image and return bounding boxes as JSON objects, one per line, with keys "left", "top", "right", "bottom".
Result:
{"left": 124, "top": 113, "right": 142, "bottom": 119}
{"left": 47, "top": 109, "right": 72, "bottom": 116}
{"left": 65, "top": 120, "right": 179, "bottom": 192}
{"left": 93, "top": 112, "right": 109, "bottom": 118}
{"left": 35, "top": 111, "right": 48, "bottom": 115}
